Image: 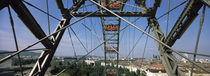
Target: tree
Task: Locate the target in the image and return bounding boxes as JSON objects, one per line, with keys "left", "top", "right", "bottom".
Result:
{"left": 50, "top": 66, "right": 60, "bottom": 75}
{"left": 136, "top": 69, "right": 140, "bottom": 76}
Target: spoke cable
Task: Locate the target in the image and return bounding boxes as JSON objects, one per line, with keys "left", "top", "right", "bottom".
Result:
{"left": 120, "top": 17, "right": 141, "bottom": 41}
{"left": 126, "top": 25, "right": 149, "bottom": 58}
{"left": 0, "top": 9, "right": 100, "bottom": 64}
{"left": 3, "top": 1, "right": 209, "bottom": 75}
{"left": 67, "top": 28, "right": 77, "bottom": 58}
{"left": 69, "top": 27, "right": 89, "bottom": 53}
{"left": 166, "top": 0, "right": 170, "bottom": 37}
{"left": 90, "top": 0, "right": 210, "bottom": 73}
{"left": 57, "top": 12, "right": 143, "bottom": 75}
{"left": 190, "top": 5, "right": 206, "bottom": 76}
{"left": 70, "top": 13, "right": 103, "bottom": 49}
{"left": 46, "top": 0, "right": 50, "bottom": 35}
{"left": 56, "top": 21, "right": 134, "bottom": 75}
{"left": 23, "top": 1, "right": 61, "bottom": 21}
{"left": 140, "top": 28, "right": 150, "bottom": 68}
{"left": 157, "top": 0, "right": 187, "bottom": 20}
{"left": 8, "top": 6, "right": 24, "bottom": 76}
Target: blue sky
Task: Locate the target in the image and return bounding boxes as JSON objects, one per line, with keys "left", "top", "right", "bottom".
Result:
{"left": 0, "top": 0, "right": 209, "bottom": 59}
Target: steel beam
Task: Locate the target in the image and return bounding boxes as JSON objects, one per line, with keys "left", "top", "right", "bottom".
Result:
{"left": 92, "top": 0, "right": 210, "bottom": 73}
{"left": 165, "top": 0, "right": 203, "bottom": 46}
{"left": 10, "top": 0, "right": 53, "bottom": 49}
{"left": 201, "top": 0, "right": 210, "bottom": 7}
{"left": 29, "top": 0, "right": 86, "bottom": 75}
{"left": 0, "top": 0, "right": 10, "bottom": 10}
{"left": 70, "top": 11, "right": 152, "bottom": 17}
{"left": 29, "top": 19, "right": 70, "bottom": 75}
{"left": 147, "top": 18, "right": 183, "bottom": 76}
{"left": 147, "top": 0, "right": 203, "bottom": 75}
{"left": 135, "top": 0, "right": 183, "bottom": 75}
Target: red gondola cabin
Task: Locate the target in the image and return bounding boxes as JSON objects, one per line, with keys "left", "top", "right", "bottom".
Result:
{"left": 97, "top": 0, "right": 125, "bottom": 10}
{"left": 105, "top": 47, "right": 118, "bottom": 52}
{"left": 105, "top": 25, "right": 119, "bottom": 31}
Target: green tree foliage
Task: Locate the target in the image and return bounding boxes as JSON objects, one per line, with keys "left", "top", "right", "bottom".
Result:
{"left": 12, "top": 58, "right": 36, "bottom": 66}
{"left": 50, "top": 60, "right": 142, "bottom": 76}
{"left": 50, "top": 66, "right": 61, "bottom": 75}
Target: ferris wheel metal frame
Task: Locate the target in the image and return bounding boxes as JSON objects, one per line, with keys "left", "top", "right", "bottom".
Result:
{"left": 0, "top": 0, "right": 210, "bottom": 76}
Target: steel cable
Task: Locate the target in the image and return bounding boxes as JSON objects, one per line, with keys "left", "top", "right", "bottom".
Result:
{"left": 8, "top": 6, "right": 24, "bottom": 76}
{"left": 67, "top": 28, "right": 77, "bottom": 58}
{"left": 140, "top": 28, "right": 150, "bottom": 68}
{"left": 23, "top": 1, "right": 61, "bottom": 21}
{"left": 46, "top": 0, "right": 50, "bottom": 35}
{"left": 90, "top": 0, "right": 210, "bottom": 73}
{"left": 157, "top": 0, "right": 187, "bottom": 20}
{"left": 190, "top": 5, "right": 206, "bottom": 76}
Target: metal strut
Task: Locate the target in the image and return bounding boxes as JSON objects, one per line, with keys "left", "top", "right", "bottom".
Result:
{"left": 8, "top": 6, "right": 24, "bottom": 76}
{"left": 10, "top": 0, "right": 53, "bottom": 49}
{"left": 0, "top": 0, "right": 209, "bottom": 76}
{"left": 135, "top": 0, "right": 183, "bottom": 75}
{"left": 91, "top": 0, "right": 209, "bottom": 76}
{"left": 141, "top": 0, "right": 202, "bottom": 76}
{"left": 102, "top": 17, "right": 120, "bottom": 76}
{"left": 138, "top": 0, "right": 203, "bottom": 76}
{"left": 98, "top": 0, "right": 127, "bottom": 75}
{"left": 165, "top": 0, "right": 203, "bottom": 47}
{"left": 29, "top": 0, "right": 86, "bottom": 75}
{"left": 91, "top": 0, "right": 210, "bottom": 74}
{"left": 190, "top": 5, "right": 206, "bottom": 76}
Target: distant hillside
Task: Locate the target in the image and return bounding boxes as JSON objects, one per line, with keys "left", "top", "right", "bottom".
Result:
{"left": 20, "top": 51, "right": 40, "bottom": 56}
{"left": 56, "top": 55, "right": 103, "bottom": 58}
{"left": 0, "top": 50, "right": 40, "bottom": 57}
{"left": 75, "top": 55, "right": 103, "bottom": 58}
